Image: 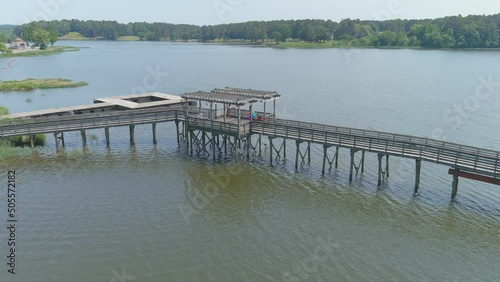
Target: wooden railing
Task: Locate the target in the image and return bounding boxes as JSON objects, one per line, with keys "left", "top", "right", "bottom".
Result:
{"left": 252, "top": 117, "right": 500, "bottom": 178}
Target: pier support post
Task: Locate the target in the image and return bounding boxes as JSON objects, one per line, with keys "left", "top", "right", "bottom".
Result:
{"left": 129, "top": 125, "right": 135, "bottom": 145}
{"left": 386, "top": 155, "right": 390, "bottom": 178}
{"left": 349, "top": 149, "right": 355, "bottom": 181}
{"left": 452, "top": 168, "right": 460, "bottom": 200}
{"left": 213, "top": 134, "right": 217, "bottom": 161}
{"left": 322, "top": 145, "right": 328, "bottom": 175}
{"left": 270, "top": 137, "right": 274, "bottom": 166}
{"left": 175, "top": 121, "right": 180, "bottom": 145}
{"left": 54, "top": 133, "right": 59, "bottom": 150}
{"left": 414, "top": 159, "right": 422, "bottom": 194}
{"left": 152, "top": 123, "right": 157, "bottom": 145}
{"left": 81, "top": 130, "right": 87, "bottom": 148}
{"left": 259, "top": 134, "right": 262, "bottom": 158}
{"left": 105, "top": 127, "right": 110, "bottom": 147}
{"left": 361, "top": 151, "right": 365, "bottom": 174}
{"left": 61, "top": 132, "right": 65, "bottom": 147}
{"left": 246, "top": 135, "right": 251, "bottom": 160}
{"left": 283, "top": 138, "right": 287, "bottom": 160}
{"left": 335, "top": 147, "right": 339, "bottom": 169}
{"left": 307, "top": 142, "right": 311, "bottom": 164}
{"left": 377, "top": 154, "right": 383, "bottom": 186}
{"left": 295, "top": 141, "right": 300, "bottom": 171}
{"left": 189, "top": 131, "right": 193, "bottom": 156}
{"left": 28, "top": 135, "right": 34, "bottom": 148}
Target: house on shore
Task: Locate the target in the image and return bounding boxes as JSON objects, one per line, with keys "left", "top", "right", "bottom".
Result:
{"left": 9, "top": 38, "right": 28, "bottom": 50}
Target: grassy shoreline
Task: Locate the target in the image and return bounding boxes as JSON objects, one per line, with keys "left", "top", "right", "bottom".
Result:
{"left": 0, "top": 46, "right": 80, "bottom": 58}
{"left": 56, "top": 34, "right": 500, "bottom": 51}
{"left": 0, "top": 78, "right": 88, "bottom": 91}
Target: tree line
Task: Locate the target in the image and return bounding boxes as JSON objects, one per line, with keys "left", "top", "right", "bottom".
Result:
{"left": 5, "top": 13, "right": 500, "bottom": 48}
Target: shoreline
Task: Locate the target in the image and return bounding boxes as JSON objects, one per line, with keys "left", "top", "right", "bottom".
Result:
{"left": 57, "top": 38, "right": 500, "bottom": 51}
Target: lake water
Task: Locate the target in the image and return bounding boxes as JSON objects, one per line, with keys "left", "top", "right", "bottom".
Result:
{"left": 0, "top": 41, "right": 499, "bottom": 281}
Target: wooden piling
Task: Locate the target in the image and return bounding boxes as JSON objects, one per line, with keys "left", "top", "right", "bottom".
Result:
{"left": 81, "top": 130, "right": 87, "bottom": 148}
{"left": 105, "top": 127, "right": 110, "bottom": 147}
{"left": 415, "top": 159, "right": 422, "bottom": 194}
{"left": 129, "top": 125, "right": 135, "bottom": 145}
{"left": 349, "top": 149, "right": 355, "bottom": 181}
{"left": 152, "top": 123, "right": 157, "bottom": 145}
{"left": 322, "top": 145, "right": 328, "bottom": 175}
{"left": 452, "top": 168, "right": 460, "bottom": 200}
{"left": 377, "top": 154, "right": 383, "bottom": 186}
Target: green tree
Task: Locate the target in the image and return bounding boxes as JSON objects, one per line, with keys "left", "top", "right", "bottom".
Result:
{"left": 32, "top": 29, "right": 50, "bottom": 49}
{"left": 46, "top": 23, "right": 58, "bottom": 46}
{"left": 315, "top": 26, "right": 330, "bottom": 42}
{"left": 299, "top": 25, "right": 316, "bottom": 42}
{"left": 0, "top": 44, "right": 12, "bottom": 54}
{"left": 276, "top": 24, "right": 290, "bottom": 42}
{"left": 21, "top": 22, "right": 39, "bottom": 46}
{"left": 271, "top": 31, "right": 283, "bottom": 43}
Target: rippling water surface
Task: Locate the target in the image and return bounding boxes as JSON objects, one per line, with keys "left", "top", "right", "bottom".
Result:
{"left": 0, "top": 42, "right": 499, "bottom": 281}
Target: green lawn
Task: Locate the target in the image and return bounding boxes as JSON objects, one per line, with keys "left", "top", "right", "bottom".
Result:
{"left": 59, "top": 32, "right": 91, "bottom": 40}
{"left": 117, "top": 36, "right": 140, "bottom": 41}
{"left": 0, "top": 78, "right": 88, "bottom": 91}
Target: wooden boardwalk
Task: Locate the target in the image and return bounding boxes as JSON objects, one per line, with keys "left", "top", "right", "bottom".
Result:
{"left": 1, "top": 88, "right": 499, "bottom": 200}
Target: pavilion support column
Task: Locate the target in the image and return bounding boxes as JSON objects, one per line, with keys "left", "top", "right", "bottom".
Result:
{"left": 414, "top": 159, "right": 422, "bottom": 194}
{"left": 81, "top": 130, "right": 87, "bottom": 148}
{"left": 223, "top": 103, "right": 226, "bottom": 123}
{"left": 452, "top": 168, "right": 460, "bottom": 200}
{"left": 273, "top": 99, "right": 276, "bottom": 118}
{"left": 236, "top": 106, "right": 241, "bottom": 161}
{"left": 152, "top": 123, "right": 158, "bottom": 145}
{"left": 263, "top": 101, "right": 267, "bottom": 121}
{"left": 185, "top": 104, "right": 189, "bottom": 147}
{"left": 105, "top": 127, "right": 110, "bottom": 147}
{"left": 129, "top": 125, "right": 135, "bottom": 145}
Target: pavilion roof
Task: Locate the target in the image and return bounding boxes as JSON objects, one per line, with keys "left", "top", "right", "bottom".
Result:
{"left": 181, "top": 91, "right": 258, "bottom": 106}
{"left": 212, "top": 87, "right": 280, "bottom": 100}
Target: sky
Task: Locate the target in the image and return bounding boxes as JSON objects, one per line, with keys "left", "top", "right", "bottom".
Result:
{"left": 2, "top": 0, "right": 500, "bottom": 25}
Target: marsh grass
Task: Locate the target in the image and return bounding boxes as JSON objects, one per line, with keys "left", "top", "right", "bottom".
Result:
{"left": 0, "top": 78, "right": 88, "bottom": 91}
{"left": 0, "top": 46, "right": 80, "bottom": 58}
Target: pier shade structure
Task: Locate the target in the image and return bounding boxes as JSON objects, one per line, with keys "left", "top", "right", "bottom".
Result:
{"left": 1, "top": 87, "right": 499, "bottom": 201}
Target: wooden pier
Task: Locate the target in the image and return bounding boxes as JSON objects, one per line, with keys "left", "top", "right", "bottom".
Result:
{"left": 1, "top": 88, "right": 499, "bottom": 200}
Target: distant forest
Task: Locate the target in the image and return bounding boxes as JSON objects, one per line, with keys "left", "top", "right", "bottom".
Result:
{"left": 4, "top": 13, "right": 500, "bottom": 48}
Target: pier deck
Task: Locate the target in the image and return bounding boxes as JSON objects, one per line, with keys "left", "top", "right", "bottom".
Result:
{"left": 1, "top": 88, "right": 499, "bottom": 200}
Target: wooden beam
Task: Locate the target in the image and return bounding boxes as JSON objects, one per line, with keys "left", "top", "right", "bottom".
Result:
{"left": 448, "top": 169, "right": 500, "bottom": 186}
